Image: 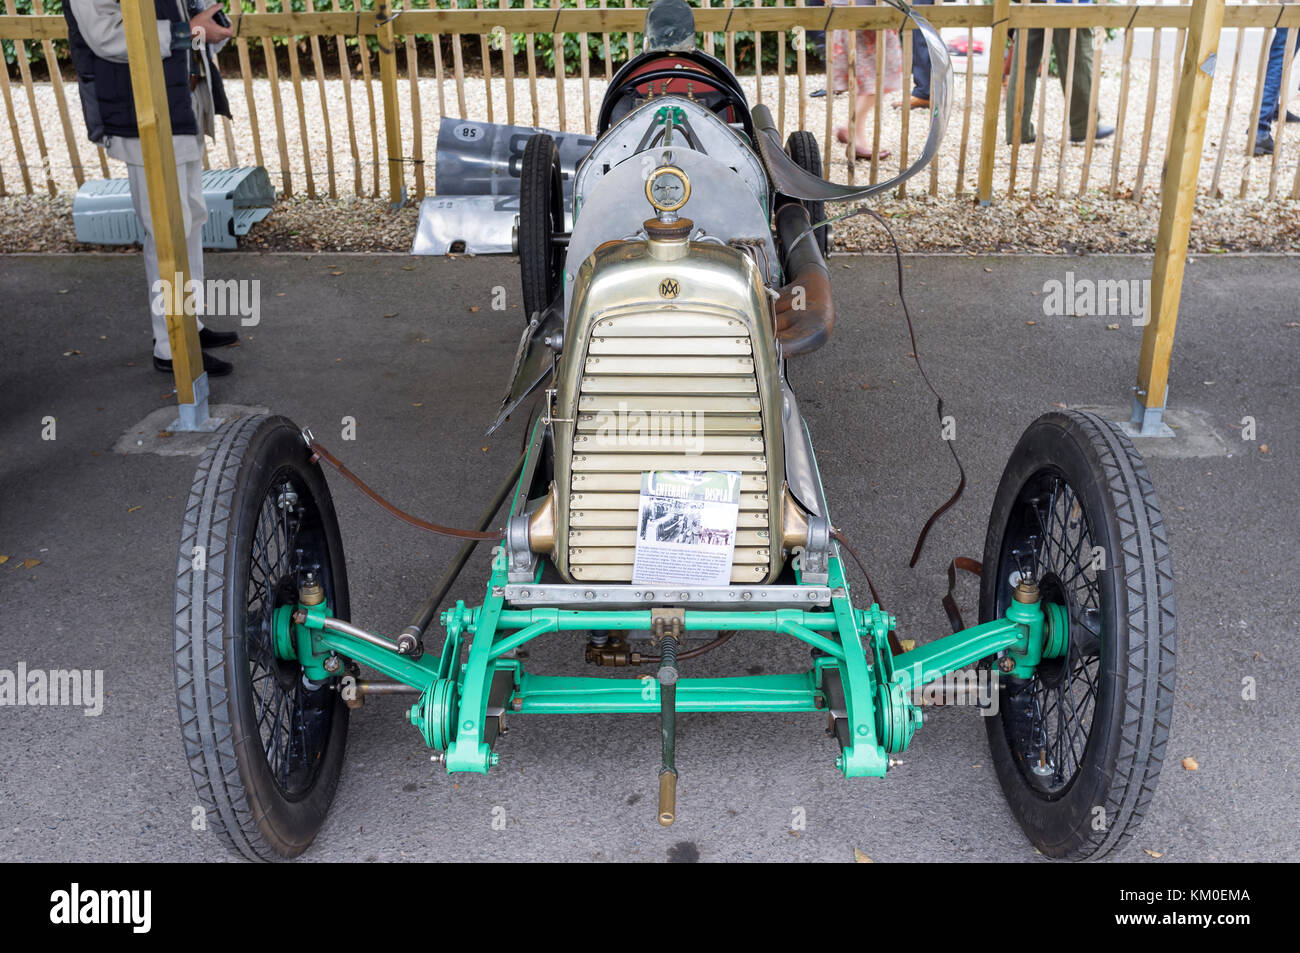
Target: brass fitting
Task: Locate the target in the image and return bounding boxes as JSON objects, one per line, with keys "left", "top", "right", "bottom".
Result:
{"left": 298, "top": 576, "right": 325, "bottom": 606}
{"left": 585, "top": 635, "right": 643, "bottom": 667}
{"left": 781, "top": 487, "right": 810, "bottom": 550}
{"left": 658, "top": 770, "right": 677, "bottom": 827}
{"left": 1012, "top": 578, "right": 1040, "bottom": 604}
{"left": 649, "top": 608, "right": 685, "bottom": 646}
{"left": 644, "top": 216, "right": 693, "bottom": 261}
{"left": 526, "top": 488, "right": 557, "bottom": 556}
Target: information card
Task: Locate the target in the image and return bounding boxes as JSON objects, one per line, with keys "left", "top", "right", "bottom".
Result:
{"left": 631, "top": 470, "right": 742, "bottom": 587}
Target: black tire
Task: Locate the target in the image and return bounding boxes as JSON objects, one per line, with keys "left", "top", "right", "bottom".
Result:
{"left": 980, "top": 410, "right": 1175, "bottom": 860}
{"left": 519, "top": 133, "right": 565, "bottom": 323}
{"left": 175, "top": 414, "right": 350, "bottom": 861}
{"left": 785, "top": 130, "right": 830, "bottom": 257}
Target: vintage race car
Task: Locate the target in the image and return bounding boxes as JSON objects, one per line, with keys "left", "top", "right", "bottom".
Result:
{"left": 173, "top": 0, "right": 1175, "bottom": 861}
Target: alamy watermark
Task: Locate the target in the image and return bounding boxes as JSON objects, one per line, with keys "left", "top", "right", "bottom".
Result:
{"left": 1041, "top": 271, "right": 1151, "bottom": 326}
{"left": 0, "top": 664, "right": 104, "bottom": 716}
{"left": 49, "top": 884, "right": 150, "bottom": 933}
{"left": 904, "top": 666, "right": 1000, "bottom": 716}
{"left": 581, "top": 404, "right": 709, "bottom": 455}
{"left": 151, "top": 272, "right": 261, "bottom": 326}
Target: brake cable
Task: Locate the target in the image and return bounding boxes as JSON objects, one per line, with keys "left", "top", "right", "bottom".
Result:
{"left": 306, "top": 437, "right": 503, "bottom": 541}
{"left": 868, "top": 207, "right": 969, "bottom": 570}
{"left": 796, "top": 205, "right": 968, "bottom": 570}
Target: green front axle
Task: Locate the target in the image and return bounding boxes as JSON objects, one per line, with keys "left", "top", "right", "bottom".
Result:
{"left": 274, "top": 546, "right": 1067, "bottom": 780}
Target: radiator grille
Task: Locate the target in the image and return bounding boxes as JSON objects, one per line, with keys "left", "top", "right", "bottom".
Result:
{"left": 566, "top": 310, "right": 771, "bottom": 583}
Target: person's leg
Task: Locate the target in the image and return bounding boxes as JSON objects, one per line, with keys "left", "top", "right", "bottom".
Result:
{"left": 837, "top": 32, "right": 892, "bottom": 159}
{"left": 805, "top": 0, "right": 827, "bottom": 57}
{"left": 129, "top": 147, "right": 209, "bottom": 361}
{"left": 1006, "top": 29, "right": 1044, "bottom": 143}
{"left": 860, "top": 31, "right": 901, "bottom": 146}
{"left": 854, "top": 92, "right": 877, "bottom": 144}
{"left": 1258, "top": 28, "right": 1288, "bottom": 137}
{"left": 126, "top": 160, "right": 172, "bottom": 360}
{"left": 1291, "top": 29, "right": 1300, "bottom": 120}
{"left": 177, "top": 147, "right": 208, "bottom": 321}
{"left": 911, "top": 0, "right": 933, "bottom": 100}
{"left": 1062, "top": 26, "right": 1096, "bottom": 140}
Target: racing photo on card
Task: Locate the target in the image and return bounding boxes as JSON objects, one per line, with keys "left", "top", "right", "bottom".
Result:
{"left": 632, "top": 470, "right": 742, "bottom": 587}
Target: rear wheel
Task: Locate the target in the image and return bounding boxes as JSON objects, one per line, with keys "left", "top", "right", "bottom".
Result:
{"left": 174, "top": 414, "right": 350, "bottom": 861}
{"left": 519, "top": 133, "right": 565, "bottom": 323}
{"left": 980, "top": 410, "right": 1175, "bottom": 860}
{"left": 785, "top": 130, "right": 829, "bottom": 257}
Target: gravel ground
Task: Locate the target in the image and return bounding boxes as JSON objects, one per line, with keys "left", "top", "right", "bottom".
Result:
{"left": 3, "top": 30, "right": 1300, "bottom": 253}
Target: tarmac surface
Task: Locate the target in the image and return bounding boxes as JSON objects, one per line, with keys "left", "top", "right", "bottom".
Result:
{"left": 1, "top": 250, "right": 1296, "bottom": 862}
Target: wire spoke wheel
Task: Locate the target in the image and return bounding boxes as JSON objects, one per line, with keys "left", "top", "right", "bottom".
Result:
{"left": 175, "top": 415, "right": 351, "bottom": 860}
{"left": 980, "top": 411, "right": 1175, "bottom": 860}
{"left": 1000, "top": 472, "right": 1104, "bottom": 795}
{"left": 245, "top": 471, "right": 336, "bottom": 797}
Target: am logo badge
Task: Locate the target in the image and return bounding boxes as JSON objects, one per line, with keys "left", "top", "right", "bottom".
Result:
{"left": 659, "top": 278, "right": 680, "bottom": 298}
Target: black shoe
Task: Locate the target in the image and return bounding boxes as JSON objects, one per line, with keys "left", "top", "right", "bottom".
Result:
{"left": 1254, "top": 134, "right": 1275, "bottom": 156}
{"left": 1071, "top": 124, "right": 1115, "bottom": 143}
{"left": 1287, "top": 110, "right": 1300, "bottom": 124}
{"left": 1007, "top": 134, "right": 1036, "bottom": 145}
{"left": 198, "top": 327, "right": 240, "bottom": 348}
{"left": 153, "top": 351, "right": 234, "bottom": 377}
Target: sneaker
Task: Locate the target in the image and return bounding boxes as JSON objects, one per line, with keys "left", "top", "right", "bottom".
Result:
{"left": 1071, "top": 124, "right": 1115, "bottom": 143}
{"left": 1254, "top": 134, "right": 1275, "bottom": 156}
{"left": 153, "top": 351, "right": 234, "bottom": 377}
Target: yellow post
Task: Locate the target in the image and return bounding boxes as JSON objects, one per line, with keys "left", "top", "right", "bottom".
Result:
{"left": 377, "top": 2, "right": 406, "bottom": 207}
{"left": 976, "top": 0, "right": 1011, "bottom": 205}
{"left": 121, "top": 0, "right": 210, "bottom": 428}
{"left": 1132, "top": 0, "right": 1224, "bottom": 435}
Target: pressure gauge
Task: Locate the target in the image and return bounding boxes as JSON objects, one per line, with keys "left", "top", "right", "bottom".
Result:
{"left": 645, "top": 166, "right": 691, "bottom": 214}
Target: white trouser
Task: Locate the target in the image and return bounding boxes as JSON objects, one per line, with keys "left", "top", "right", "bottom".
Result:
{"left": 122, "top": 143, "right": 208, "bottom": 359}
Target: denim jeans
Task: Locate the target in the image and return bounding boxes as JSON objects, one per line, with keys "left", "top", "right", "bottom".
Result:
{"left": 911, "top": 0, "right": 934, "bottom": 98}
{"left": 805, "top": 0, "right": 827, "bottom": 56}
{"left": 1258, "top": 28, "right": 1300, "bottom": 136}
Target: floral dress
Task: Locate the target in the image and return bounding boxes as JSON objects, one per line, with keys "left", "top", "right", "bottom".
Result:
{"left": 831, "top": 27, "right": 903, "bottom": 96}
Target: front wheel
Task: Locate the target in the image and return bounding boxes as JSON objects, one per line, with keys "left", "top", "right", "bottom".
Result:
{"left": 518, "top": 133, "right": 565, "bottom": 323}
{"left": 980, "top": 410, "right": 1175, "bottom": 860}
{"left": 174, "top": 414, "right": 350, "bottom": 861}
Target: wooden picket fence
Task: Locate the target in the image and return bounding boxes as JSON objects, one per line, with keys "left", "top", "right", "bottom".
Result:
{"left": 3, "top": 2, "right": 1300, "bottom": 204}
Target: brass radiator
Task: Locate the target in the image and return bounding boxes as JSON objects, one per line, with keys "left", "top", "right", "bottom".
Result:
{"left": 566, "top": 310, "right": 773, "bottom": 584}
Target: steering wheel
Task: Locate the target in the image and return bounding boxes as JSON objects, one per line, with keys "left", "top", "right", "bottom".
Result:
{"left": 598, "top": 66, "right": 755, "bottom": 142}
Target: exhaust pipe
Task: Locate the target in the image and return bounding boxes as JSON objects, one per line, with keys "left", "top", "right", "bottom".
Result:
{"left": 774, "top": 201, "right": 834, "bottom": 357}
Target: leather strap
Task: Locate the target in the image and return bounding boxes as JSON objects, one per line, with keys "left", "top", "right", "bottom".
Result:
{"left": 941, "top": 557, "right": 983, "bottom": 634}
